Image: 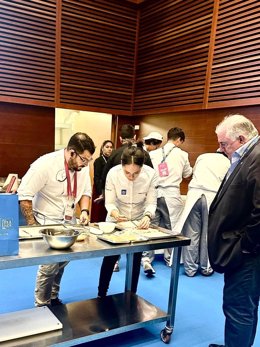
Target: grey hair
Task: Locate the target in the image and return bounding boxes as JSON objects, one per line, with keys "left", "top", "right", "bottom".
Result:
{"left": 216, "top": 114, "right": 258, "bottom": 141}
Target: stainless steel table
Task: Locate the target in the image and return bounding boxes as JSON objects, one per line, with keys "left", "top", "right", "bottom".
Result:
{"left": 0, "top": 227, "right": 190, "bottom": 346}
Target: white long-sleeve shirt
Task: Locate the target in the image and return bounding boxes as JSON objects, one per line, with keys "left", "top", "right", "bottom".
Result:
{"left": 150, "top": 142, "right": 192, "bottom": 193}
{"left": 105, "top": 164, "right": 157, "bottom": 221}
{"left": 176, "top": 152, "right": 230, "bottom": 233}
{"left": 188, "top": 152, "right": 230, "bottom": 192}
{"left": 18, "top": 149, "right": 92, "bottom": 222}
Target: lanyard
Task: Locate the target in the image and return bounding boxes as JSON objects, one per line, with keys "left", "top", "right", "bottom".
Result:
{"left": 161, "top": 145, "right": 175, "bottom": 163}
{"left": 102, "top": 155, "right": 107, "bottom": 163}
{"left": 64, "top": 160, "right": 77, "bottom": 198}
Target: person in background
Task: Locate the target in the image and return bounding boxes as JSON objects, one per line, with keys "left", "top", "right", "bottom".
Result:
{"left": 18, "top": 132, "right": 95, "bottom": 307}
{"left": 208, "top": 114, "right": 260, "bottom": 347}
{"left": 177, "top": 151, "right": 230, "bottom": 277}
{"left": 141, "top": 131, "right": 171, "bottom": 276}
{"left": 91, "top": 140, "right": 114, "bottom": 223}
{"left": 97, "top": 142, "right": 157, "bottom": 297}
{"left": 102, "top": 124, "right": 153, "bottom": 272}
{"left": 102, "top": 124, "right": 153, "bottom": 186}
{"left": 150, "top": 127, "right": 192, "bottom": 266}
{"left": 143, "top": 131, "right": 163, "bottom": 152}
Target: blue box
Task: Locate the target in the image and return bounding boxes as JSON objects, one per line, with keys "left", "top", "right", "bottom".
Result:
{"left": 0, "top": 193, "right": 19, "bottom": 256}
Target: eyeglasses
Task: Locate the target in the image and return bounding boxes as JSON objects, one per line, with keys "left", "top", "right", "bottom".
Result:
{"left": 219, "top": 139, "right": 238, "bottom": 148}
{"left": 76, "top": 152, "right": 93, "bottom": 165}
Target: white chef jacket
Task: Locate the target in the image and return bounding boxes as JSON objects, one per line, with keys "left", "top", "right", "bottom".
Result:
{"left": 176, "top": 152, "right": 230, "bottom": 233}
{"left": 150, "top": 142, "right": 192, "bottom": 195}
{"left": 18, "top": 149, "right": 92, "bottom": 223}
{"left": 105, "top": 164, "right": 157, "bottom": 221}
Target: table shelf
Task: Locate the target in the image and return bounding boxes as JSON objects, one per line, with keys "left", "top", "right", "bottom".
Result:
{"left": 0, "top": 226, "right": 190, "bottom": 346}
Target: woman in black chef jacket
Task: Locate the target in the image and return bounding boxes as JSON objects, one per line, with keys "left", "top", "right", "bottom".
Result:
{"left": 91, "top": 140, "right": 114, "bottom": 222}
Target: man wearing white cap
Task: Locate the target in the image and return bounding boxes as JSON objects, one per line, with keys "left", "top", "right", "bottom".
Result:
{"left": 150, "top": 127, "right": 192, "bottom": 266}
{"left": 143, "top": 132, "right": 163, "bottom": 152}
{"left": 142, "top": 131, "right": 172, "bottom": 276}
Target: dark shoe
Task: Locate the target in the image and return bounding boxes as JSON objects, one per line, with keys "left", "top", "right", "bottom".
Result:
{"left": 113, "top": 261, "right": 119, "bottom": 272}
{"left": 97, "top": 295, "right": 106, "bottom": 299}
{"left": 143, "top": 262, "right": 156, "bottom": 276}
{"left": 201, "top": 269, "right": 214, "bottom": 277}
{"left": 208, "top": 344, "right": 224, "bottom": 347}
{"left": 51, "top": 298, "right": 63, "bottom": 306}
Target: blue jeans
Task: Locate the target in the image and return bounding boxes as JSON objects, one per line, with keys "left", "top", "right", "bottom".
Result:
{"left": 223, "top": 253, "right": 260, "bottom": 347}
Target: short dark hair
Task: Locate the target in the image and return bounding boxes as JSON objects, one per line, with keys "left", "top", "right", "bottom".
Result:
{"left": 121, "top": 141, "right": 145, "bottom": 167}
{"left": 120, "top": 124, "right": 135, "bottom": 140}
{"left": 167, "top": 127, "right": 185, "bottom": 142}
{"left": 67, "top": 132, "right": 95, "bottom": 155}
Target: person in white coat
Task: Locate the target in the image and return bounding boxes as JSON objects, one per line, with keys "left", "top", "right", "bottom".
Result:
{"left": 18, "top": 132, "right": 95, "bottom": 306}
{"left": 97, "top": 142, "right": 157, "bottom": 297}
{"left": 150, "top": 127, "right": 192, "bottom": 266}
{"left": 141, "top": 131, "right": 172, "bottom": 276}
{"left": 177, "top": 151, "right": 230, "bottom": 277}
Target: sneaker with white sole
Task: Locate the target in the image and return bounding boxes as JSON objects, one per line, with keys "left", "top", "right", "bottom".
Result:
{"left": 113, "top": 261, "right": 119, "bottom": 272}
{"left": 143, "top": 262, "right": 156, "bottom": 276}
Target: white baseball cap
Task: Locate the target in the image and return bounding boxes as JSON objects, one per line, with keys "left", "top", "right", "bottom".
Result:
{"left": 143, "top": 131, "right": 163, "bottom": 141}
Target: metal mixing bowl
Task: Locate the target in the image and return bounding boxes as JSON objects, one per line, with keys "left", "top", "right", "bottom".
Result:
{"left": 40, "top": 228, "right": 80, "bottom": 249}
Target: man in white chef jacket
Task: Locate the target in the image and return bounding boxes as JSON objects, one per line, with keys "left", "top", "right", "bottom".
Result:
{"left": 18, "top": 132, "right": 95, "bottom": 306}
{"left": 149, "top": 127, "right": 192, "bottom": 266}
{"left": 142, "top": 131, "right": 172, "bottom": 275}
{"left": 177, "top": 151, "right": 230, "bottom": 276}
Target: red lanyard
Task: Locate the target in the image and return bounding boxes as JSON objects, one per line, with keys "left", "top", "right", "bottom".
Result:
{"left": 65, "top": 160, "right": 77, "bottom": 198}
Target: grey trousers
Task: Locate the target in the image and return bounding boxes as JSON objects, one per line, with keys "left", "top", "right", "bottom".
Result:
{"left": 181, "top": 194, "right": 212, "bottom": 276}
{"left": 34, "top": 261, "right": 68, "bottom": 306}
{"left": 142, "top": 197, "right": 172, "bottom": 265}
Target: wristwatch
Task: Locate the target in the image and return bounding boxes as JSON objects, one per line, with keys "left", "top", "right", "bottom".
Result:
{"left": 144, "top": 212, "right": 152, "bottom": 220}
{"left": 81, "top": 209, "right": 90, "bottom": 216}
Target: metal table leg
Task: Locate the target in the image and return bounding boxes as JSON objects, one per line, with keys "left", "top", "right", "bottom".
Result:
{"left": 161, "top": 246, "right": 182, "bottom": 343}
{"left": 125, "top": 252, "right": 134, "bottom": 292}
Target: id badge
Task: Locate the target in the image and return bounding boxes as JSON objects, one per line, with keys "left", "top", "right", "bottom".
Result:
{"left": 158, "top": 162, "right": 169, "bottom": 177}
{"left": 64, "top": 196, "right": 75, "bottom": 221}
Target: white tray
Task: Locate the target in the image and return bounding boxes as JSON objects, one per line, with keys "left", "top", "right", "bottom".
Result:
{"left": 0, "top": 306, "right": 62, "bottom": 342}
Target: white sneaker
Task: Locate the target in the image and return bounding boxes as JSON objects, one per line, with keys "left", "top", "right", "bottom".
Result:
{"left": 113, "top": 261, "right": 119, "bottom": 272}
{"left": 143, "top": 262, "right": 156, "bottom": 276}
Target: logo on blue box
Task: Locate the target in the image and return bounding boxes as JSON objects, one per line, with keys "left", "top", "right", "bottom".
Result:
{"left": 0, "top": 194, "right": 19, "bottom": 256}
{"left": 1, "top": 218, "right": 13, "bottom": 230}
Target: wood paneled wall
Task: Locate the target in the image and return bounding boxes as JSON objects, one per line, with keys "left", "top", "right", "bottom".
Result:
{"left": 1, "top": 0, "right": 260, "bottom": 114}
{"left": 138, "top": 105, "right": 260, "bottom": 193}
{"left": 135, "top": 0, "right": 214, "bottom": 112}
{"left": 208, "top": 0, "right": 260, "bottom": 108}
{"left": 59, "top": 0, "right": 137, "bottom": 114}
{"left": 0, "top": 0, "right": 138, "bottom": 114}
{"left": 0, "top": 0, "right": 56, "bottom": 107}
{"left": 134, "top": 0, "right": 260, "bottom": 115}
{"left": 0, "top": 102, "right": 55, "bottom": 178}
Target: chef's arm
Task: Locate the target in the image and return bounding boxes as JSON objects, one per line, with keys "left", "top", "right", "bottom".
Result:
{"left": 19, "top": 200, "right": 38, "bottom": 226}
{"left": 78, "top": 195, "right": 91, "bottom": 225}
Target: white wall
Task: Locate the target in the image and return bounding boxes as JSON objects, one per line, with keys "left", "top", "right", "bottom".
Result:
{"left": 55, "top": 108, "right": 112, "bottom": 161}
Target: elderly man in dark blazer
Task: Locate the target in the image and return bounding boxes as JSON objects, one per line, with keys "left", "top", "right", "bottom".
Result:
{"left": 208, "top": 114, "right": 260, "bottom": 347}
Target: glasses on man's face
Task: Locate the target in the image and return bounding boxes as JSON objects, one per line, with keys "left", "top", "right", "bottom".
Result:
{"left": 219, "top": 139, "right": 237, "bottom": 148}
{"left": 76, "top": 152, "right": 93, "bottom": 166}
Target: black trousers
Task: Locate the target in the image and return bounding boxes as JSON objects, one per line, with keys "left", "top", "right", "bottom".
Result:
{"left": 98, "top": 252, "right": 142, "bottom": 297}
{"left": 223, "top": 253, "right": 260, "bottom": 347}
